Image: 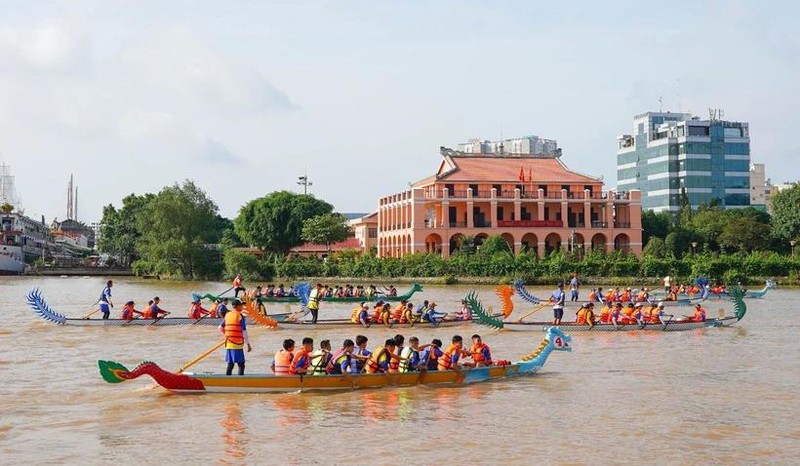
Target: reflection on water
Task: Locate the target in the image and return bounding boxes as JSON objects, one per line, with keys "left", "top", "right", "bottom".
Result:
{"left": 4, "top": 277, "right": 800, "bottom": 464}
{"left": 221, "top": 403, "right": 248, "bottom": 464}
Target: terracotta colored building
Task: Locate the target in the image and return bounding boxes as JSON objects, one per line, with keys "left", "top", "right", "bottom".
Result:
{"left": 358, "top": 147, "right": 642, "bottom": 258}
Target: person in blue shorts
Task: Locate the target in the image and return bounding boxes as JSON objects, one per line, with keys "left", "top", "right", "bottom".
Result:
{"left": 97, "top": 280, "right": 114, "bottom": 320}
{"left": 219, "top": 299, "right": 252, "bottom": 375}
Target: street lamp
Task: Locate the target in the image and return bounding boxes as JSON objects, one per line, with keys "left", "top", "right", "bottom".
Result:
{"left": 791, "top": 240, "right": 796, "bottom": 257}
{"left": 691, "top": 241, "right": 698, "bottom": 256}
{"left": 297, "top": 174, "right": 313, "bottom": 194}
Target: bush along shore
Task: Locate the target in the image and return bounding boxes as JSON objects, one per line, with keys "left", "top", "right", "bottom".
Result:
{"left": 224, "top": 249, "right": 800, "bottom": 287}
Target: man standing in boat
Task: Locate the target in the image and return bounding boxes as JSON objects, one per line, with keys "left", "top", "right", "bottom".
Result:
{"left": 568, "top": 272, "right": 580, "bottom": 302}
{"left": 232, "top": 273, "right": 245, "bottom": 298}
{"left": 219, "top": 298, "right": 252, "bottom": 375}
{"left": 552, "top": 282, "right": 566, "bottom": 325}
{"left": 307, "top": 283, "right": 323, "bottom": 324}
{"left": 98, "top": 280, "right": 114, "bottom": 320}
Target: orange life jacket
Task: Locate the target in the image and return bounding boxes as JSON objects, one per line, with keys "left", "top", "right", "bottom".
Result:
{"left": 388, "top": 347, "right": 401, "bottom": 373}
{"left": 121, "top": 304, "right": 136, "bottom": 321}
{"left": 371, "top": 309, "right": 382, "bottom": 323}
{"left": 576, "top": 307, "right": 587, "bottom": 324}
{"left": 588, "top": 291, "right": 598, "bottom": 302}
{"left": 142, "top": 307, "right": 153, "bottom": 319}
{"left": 620, "top": 291, "right": 631, "bottom": 302}
{"left": 273, "top": 349, "right": 293, "bottom": 375}
{"left": 470, "top": 342, "right": 491, "bottom": 364}
{"left": 188, "top": 303, "right": 206, "bottom": 319}
{"left": 208, "top": 303, "right": 218, "bottom": 318}
{"left": 636, "top": 291, "right": 647, "bottom": 302}
{"left": 366, "top": 346, "right": 390, "bottom": 374}
{"left": 290, "top": 348, "right": 310, "bottom": 374}
{"left": 599, "top": 306, "right": 611, "bottom": 323}
{"left": 438, "top": 344, "right": 463, "bottom": 371}
{"left": 392, "top": 304, "right": 405, "bottom": 322}
{"left": 223, "top": 311, "right": 244, "bottom": 346}
{"left": 233, "top": 277, "right": 242, "bottom": 288}
{"left": 694, "top": 308, "right": 706, "bottom": 321}
{"left": 605, "top": 291, "right": 616, "bottom": 303}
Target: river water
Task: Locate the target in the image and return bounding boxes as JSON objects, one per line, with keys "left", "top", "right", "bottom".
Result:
{"left": 1, "top": 276, "right": 798, "bottom": 465}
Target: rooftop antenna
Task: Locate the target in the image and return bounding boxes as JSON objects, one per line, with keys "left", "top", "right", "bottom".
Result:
{"left": 498, "top": 126, "right": 505, "bottom": 155}
{"left": 658, "top": 96, "right": 663, "bottom": 112}
{"left": 297, "top": 168, "right": 313, "bottom": 195}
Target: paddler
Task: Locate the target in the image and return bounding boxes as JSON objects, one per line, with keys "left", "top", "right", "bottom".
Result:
{"left": 398, "top": 337, "right": 426, "bottom": 372}
{"left": 308, "top": 340, "right": 332, "bottom": 375}
{"left": 389, "top": 334, "right": 405, "bottom": 373}
{"left": 583, "top": 302, "right": 596, "bottom": 327}
{"left": 419, "top": 339, "right": 444, "bottom": 371}
{"left": 402, "top": 302, "right": 416, "bottom": 324}
{"left": 98, "top": 280, "right": 114, "bottom": 320}
{"left": 353, "top": 335, "right": 371, "bottom": 372}
{"left": 271, "top": 339, "right": 295, "bottom": 376}
{"left": 469, "top": 334, "right": 492, "bottom": 367}
{"left": 188, "top": 299, "right": 209, "bottom": 319}
{"left": 392, "top": 300, "right": 408, "bottom": 322}
{"left": 219, "top": 298, "right": 252, "bottom": 376}
{"left": 120, "top": 300, "right": 143, "bottom": 321}
{"left": 365, "top": 338, "right": 399, "bottom": 374}
{"left": 371, "top": 301, "right": 385, "bottom": 323}
{"left": 691, "top": 303, "right": 707, "bottom": 322}
{"left": 145, "top": 297, "right": 169, "bottom": 319}
{"left": 598, "top": 302, "right": 612, "bottom": 323}
{"left": 326, "top": 339, "right": 357, "bottom": 374}
{"left": 438, "top": 335, "right": 470, "bottom": 370}
{"left": 289, "top": 337, "right": 314, "bottom": 375}
{"left": 216, "top": 298, "right": 230, "bottom": 318}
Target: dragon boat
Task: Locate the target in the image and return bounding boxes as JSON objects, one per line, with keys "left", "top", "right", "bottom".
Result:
{"left": 513, "top": 280, "right": 708, "bottom": 307}
{"left": 191, "top": 283, "right": 424, "bottom": 304}
{"left": 243, "top": 285, "right": 516, "bottom": 330}
{"left": 467, "top": 286, "right": 747, "bottom": 332}
{"left": 705, "top": 280, "right": 776, "bottom": 299}
{"left": 97, "top": 326, "right": 572, "bottom": 394}
{"left": 26, "top": 289, "right": 287, "bottom": 327}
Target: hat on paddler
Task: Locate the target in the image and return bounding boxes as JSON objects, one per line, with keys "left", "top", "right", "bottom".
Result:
{"left": 231, "top": 298, "right": 243, "bottom": 307}
{"left": 634, "top": 302, "right": 644, "bottom": 308}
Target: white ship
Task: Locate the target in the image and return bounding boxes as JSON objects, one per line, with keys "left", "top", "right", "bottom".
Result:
{"left": 0, "top": 243, "right": 25, "bottom": 274}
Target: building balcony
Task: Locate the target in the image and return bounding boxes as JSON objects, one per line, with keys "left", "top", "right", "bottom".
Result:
{"left": 496, "top": 220, "right": 563, "bottom": 228}
{"left": 614, "top": 222, "right": 631, "bottom": 229}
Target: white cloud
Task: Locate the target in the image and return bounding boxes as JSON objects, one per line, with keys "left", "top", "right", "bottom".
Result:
{"left": 0, "top": 19, "right": 88, "bottom": 70}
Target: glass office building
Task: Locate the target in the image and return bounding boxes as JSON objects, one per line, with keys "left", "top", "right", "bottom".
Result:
{"left": 617, "top": 112, "right": 750, "bottom": 212}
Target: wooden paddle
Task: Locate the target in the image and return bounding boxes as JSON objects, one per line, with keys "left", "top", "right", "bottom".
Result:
{"left": 515, "top": 303, "right": 549, "bottom": 323}
{"left": 176, "top": 340, "right": 225, "bottom": 373}
{"left": 81, "top": 299, "right": 102, "bottom": 319}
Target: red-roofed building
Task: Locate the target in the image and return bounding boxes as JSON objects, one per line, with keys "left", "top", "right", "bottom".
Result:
{"left": 290, "top": 237, "right": 363, "bottom": 257}
{"left": 355, "top": 146, "right": 642, "bottom": 258}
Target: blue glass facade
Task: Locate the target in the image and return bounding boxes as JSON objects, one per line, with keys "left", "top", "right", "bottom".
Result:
{"left": 617, "top": 112, "right": 750, "bottom": 212}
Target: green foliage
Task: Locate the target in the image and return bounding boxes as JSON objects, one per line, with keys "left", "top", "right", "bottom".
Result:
{"left": 718, "top": 217, "right": 771, "bottom": 253}
{"left": 641, "top": 210, "right": 671, "bottom": 243}
{"left": 223, "top": 249, "right": 274, "bottom": 281}
{"left": 0, "top": 202, "right": 13, "bottom": 213}
{"left": 642, "top": 237, "right": 668, "bottom": 258}
{"left": 134, "top": 180, "right": 223, "bottom": 279}
{"left": 477, "top": 235, "right": 513, "bottom": 256}
{"left": 234, "top": 191, "right": 333, "bottom": 254}
{"left": 770, "top": 185, "right": 800, "bottom": 242}
{"left": 98, "top": 193, "right": 155, "bottom": 266}
{"left": 301, "top": 213, "right": 350, "bottom": 253}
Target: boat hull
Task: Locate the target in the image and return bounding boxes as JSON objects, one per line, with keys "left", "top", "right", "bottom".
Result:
{"left": 501, "top": 316, "right": 740, "bottom": 332}
{"left": 179, "top": 365, "right": 530, "bottom": 393}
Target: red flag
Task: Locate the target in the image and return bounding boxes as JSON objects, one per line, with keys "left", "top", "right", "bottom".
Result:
{"left": 528, "top": 166, "right": 532, "bottom": 182}
{"left": 518, "top": 166, "right": 525, "bottom": 183}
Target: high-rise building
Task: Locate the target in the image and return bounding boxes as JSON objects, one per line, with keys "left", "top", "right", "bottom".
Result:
{"left": 749, "top": 163, "right": 768, "bottom": 212}
{"left": 617, "top": 111, "right": 750, "bottom": 212}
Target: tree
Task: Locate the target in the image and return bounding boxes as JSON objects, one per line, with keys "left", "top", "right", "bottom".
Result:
{"left": 718, "top": 217, "right": 771, "bottom": 253}
{"left": 642, "top": 236, "right": 668, "bottom": 258}
{"left": 98, "top": 193, "right": 154, "bottom": 266}
{"left": 477, "top": 234, "right": 513, "bottom": 256}
{"left": 770, "top": 185, "right": 800, "bottom": 243}
{"left": 134, "top": 180, "right": 224, "bottom": 279}
{"left": 0, "top": 203, "right": 13, "bottom": 213}
{"left": 690, "top": 207, "right": 728, "bottom": 251}
{"left": 301, "top": 213, "right": 351, "bottom": 255}
{"left": 234, "top": 191, "right": 334, "bottom": 254}
{"left": 642, "top": 210, "right": 672, "bottom": 244}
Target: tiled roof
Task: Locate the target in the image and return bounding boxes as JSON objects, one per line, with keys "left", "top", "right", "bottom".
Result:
{"left": 418, "top": 156, "right": 600, "bottom": 185}
{"left": 291, "top": 237, "right": 362, "bottom": 253}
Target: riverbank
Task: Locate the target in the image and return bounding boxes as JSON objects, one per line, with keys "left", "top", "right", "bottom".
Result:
{"left": 263, "top": 275, "right": 799, "bottom": 287}
{"left": 26, "top": 266, "right": 137, "bottom": 277}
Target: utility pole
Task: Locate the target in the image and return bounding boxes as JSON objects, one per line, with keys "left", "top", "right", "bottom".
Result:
{"left": 297, "top": 171, "right": 313, "bottom": 195}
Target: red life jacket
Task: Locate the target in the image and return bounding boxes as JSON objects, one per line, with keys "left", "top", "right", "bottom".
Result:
{"left": 273, "top": 350, "right": 293, "bottom": 375}
{"left": 470, "top": 342, "right": 492, "bottom": 364}
{"left": 290, "top": 348, "right": 311, "bottom": 374}
{"left": 121, "top": 304, "right": 135, "bottom": 321}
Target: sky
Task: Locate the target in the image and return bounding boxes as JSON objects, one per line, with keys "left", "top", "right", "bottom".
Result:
{"left": 0, "top": 0, "right": 798, "bottom": 223}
